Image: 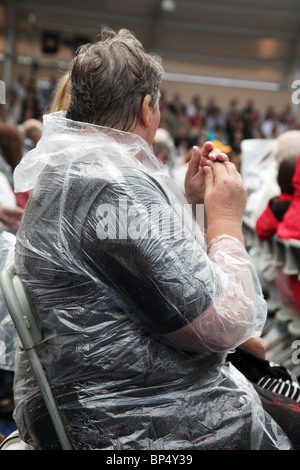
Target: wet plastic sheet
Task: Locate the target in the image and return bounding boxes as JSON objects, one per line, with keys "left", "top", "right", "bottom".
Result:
{"left": 12, "top": 112, "right": 291, "bottom": 449}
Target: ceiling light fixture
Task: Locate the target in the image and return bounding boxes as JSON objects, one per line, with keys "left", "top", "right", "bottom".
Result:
{"left": 161, "top": 0, "right": 176, "bottom": 12}
{"left": 163, "top": 72, "right": 280, "bottom": 91}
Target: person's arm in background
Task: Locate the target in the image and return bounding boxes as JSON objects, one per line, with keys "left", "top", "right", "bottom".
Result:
{"left": 0, "top": 205, "right": 24, "bottom": 231}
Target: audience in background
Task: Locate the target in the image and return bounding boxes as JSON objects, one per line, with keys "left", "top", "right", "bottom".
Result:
{"left": 0, "top": 73, "right": 298, "bottom": 238}
{"left": 0, "top": 74, "right": 298, "bottom": 163}
{"left": 21, "top": 119, "right": 43, "bottom": 154}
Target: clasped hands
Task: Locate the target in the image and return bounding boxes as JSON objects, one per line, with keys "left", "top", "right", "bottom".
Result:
{"left": 185, "top": 141, "right": 247, "bottom": 243}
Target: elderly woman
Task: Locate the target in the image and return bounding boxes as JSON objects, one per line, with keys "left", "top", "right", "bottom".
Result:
{"left": 12, "top": 28, "right": 293, "bottom": 450}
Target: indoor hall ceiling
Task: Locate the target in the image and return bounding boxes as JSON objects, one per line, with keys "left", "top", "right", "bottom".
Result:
{"left": 2, "top": 0, "right": 300, "bottom": 88}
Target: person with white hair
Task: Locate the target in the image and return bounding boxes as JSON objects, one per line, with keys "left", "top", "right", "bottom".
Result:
{"left": 21, "top": 119, "right": 43, "bottom": 154}
{"left": 152, "top": 127, "right": 177, "bottom": 169}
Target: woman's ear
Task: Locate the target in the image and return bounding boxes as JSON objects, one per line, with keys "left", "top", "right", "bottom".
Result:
{"left": 139, "top": 95, "right": 152, "bottom": 129}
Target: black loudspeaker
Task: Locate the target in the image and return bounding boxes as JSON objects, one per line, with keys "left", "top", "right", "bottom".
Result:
{"left": 72, "top": 37, "right": 90, "bottom": 53}
{"left": 42, "top": 32, "right": 60, "bottom": 54}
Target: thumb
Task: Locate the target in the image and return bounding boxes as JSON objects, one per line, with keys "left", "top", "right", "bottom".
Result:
{"left": 185, "top": 146, "right": 201, "bottom": 180}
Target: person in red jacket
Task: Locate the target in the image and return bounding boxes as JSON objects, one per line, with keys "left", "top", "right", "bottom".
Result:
{"left": 256, "top": 155, "right": 297, "bottom": 242}
{"left": 277, "top": 153, "right": 300, "bottom": 240}
{"left": 276, "top": 154, "right": 300, "bottom": 312}
{"left": 256, "top": 154, "right": 298, "bottom": 315}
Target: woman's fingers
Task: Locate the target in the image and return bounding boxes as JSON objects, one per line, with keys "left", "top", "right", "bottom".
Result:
{"left": 197, "top": 141, "right": 229, "bottom": 167}
{"left": 208, "top": 150, "right": 228, "bottom": 162}
{"left": 186, "top": 146, "right": 201, "bottom": 179}
{"left": 210, "top": 160, "right": 239, "bottom": 179}
{"left": 200, "top": 141, "right": 214, "bottom": 159}
{"left": 208, "top": 161, "right": 227, "bottom": 182}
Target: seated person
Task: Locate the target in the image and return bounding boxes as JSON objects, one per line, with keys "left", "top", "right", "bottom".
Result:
{"left": 256, "top": 155, "right": 297, "bottom": 242}
{"left": 12, "top": 28, "right": 296, "bottom": 450}
{"left": 277, "top": 153, "right": 300, "bottom": 240}
{"left": 276, "top": 154, "right": 300, "bottom": 313}
{"left": 253, "top": 150, "right": 298, "bottom": 314}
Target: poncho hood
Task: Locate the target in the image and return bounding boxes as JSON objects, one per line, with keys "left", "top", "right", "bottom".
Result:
{"left": 14, "top": 111, "right": 167, "bottom": 194}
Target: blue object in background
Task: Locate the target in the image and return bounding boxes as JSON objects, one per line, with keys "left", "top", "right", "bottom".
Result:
{"left": 0, "top": 418, "right": 17, "bottom": 437}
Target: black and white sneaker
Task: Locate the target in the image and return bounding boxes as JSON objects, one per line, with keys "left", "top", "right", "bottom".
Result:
{"left": 258, "top": 376, "right": 300, "bottom": 403}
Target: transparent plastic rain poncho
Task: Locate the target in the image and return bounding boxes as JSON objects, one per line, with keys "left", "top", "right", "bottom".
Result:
{"left": 12, "top": 111, "right": 290, "bottom": 450}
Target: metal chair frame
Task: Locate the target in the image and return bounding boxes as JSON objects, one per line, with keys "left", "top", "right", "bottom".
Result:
{"left": 0, "top": 264, "right": 73, "bottom": 450}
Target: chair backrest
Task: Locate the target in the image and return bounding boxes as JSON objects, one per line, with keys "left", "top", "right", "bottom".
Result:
{"left": 273, "top": 236, "right": 286, "bottom": 268}
{"left": 273, "top": 236, "right": 300, "bottom": 277}
{"left": 242, "top": 216, "right": 257, "bottom": 250}
{"left": 0, "top": 264, "right": 73, "bottom": 450}
{"left": 287, "top": 239, "right": 300, "bottom": 278}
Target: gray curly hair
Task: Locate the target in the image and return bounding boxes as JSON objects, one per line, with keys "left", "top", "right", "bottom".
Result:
{"left": 66, "top": 27, "right": 164, "bottom": 131}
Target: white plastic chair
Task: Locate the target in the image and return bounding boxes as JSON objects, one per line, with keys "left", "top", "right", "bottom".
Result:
{"left": 0, "top": 264, "right": 73, "bottom": 450}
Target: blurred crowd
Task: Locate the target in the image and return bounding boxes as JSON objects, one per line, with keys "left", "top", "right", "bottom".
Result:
{"left": 158, "top": 90, "right": 298, "bottom": 157}
{"left": 0, "top": 74, "right": 298, "bottom": 160}
{"left": 0, "top": 74, "right": 58, "bottom": 126}
{"left": 0, "top": 73, "right": 298, "bottom": 217}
